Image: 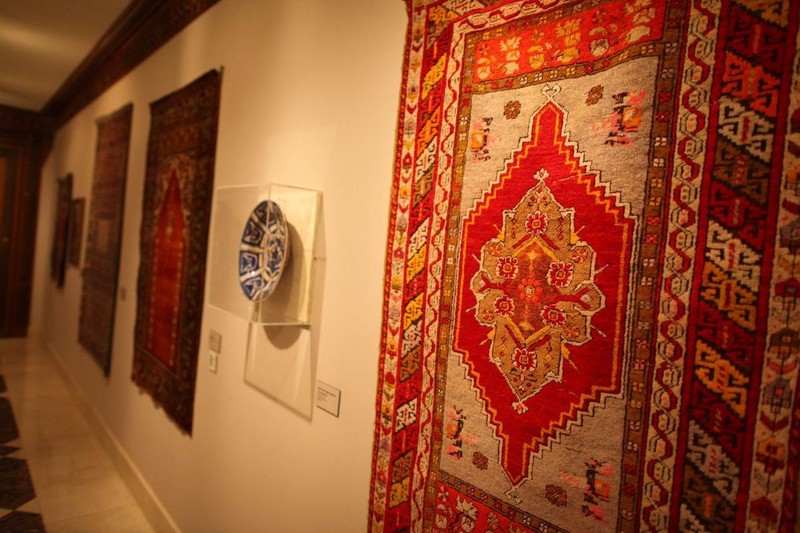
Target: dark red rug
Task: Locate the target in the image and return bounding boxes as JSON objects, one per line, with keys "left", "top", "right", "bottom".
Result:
{"left": 49, "top": 174, "right": 71, "bottom": 288}
{"left": 132, "top": 70, "right": 221, "bottom": 434}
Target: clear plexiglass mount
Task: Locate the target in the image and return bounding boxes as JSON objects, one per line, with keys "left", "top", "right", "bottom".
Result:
{"left": 208, "top": 184, "right": 322, "bottom": 326}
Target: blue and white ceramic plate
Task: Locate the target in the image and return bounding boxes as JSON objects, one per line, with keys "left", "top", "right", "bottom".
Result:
{"left": 238, "top": 200, "right": 290, "bottom": 301}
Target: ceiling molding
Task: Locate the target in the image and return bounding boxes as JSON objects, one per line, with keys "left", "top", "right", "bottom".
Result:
{"left": 42, "top": 0, "right": 220, "bottom": 128}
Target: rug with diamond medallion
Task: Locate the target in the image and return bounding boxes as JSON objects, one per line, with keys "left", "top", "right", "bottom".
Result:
{"left": 369, "top": 1, "right": 800, "bottom": 532}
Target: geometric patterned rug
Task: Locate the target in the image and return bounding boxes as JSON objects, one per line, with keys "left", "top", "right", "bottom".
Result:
{"left": 0, "top": 376, "right": 45, "bottom": 531}
{"left": 132, "top": 70, "right": 222, "bottom": 434}
{"left": 369, "top": 1, "right": 800, "bottom": 531}
{"left": 79, "top": 103, "right": 133, "bottom": 375}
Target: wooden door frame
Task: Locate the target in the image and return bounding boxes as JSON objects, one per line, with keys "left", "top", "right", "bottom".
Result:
{"left": 0, "top": 105, "right": 52, "bottom": 337}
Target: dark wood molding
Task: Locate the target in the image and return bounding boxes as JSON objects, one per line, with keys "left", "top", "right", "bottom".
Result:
{"left": 42, "top": 0, "right": 221, "bottom": 127}
{"left": 0, "top": 104, "right": 54, "bottom": 134}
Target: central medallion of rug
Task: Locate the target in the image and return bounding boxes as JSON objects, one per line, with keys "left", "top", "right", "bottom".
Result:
{"left": 370, "top": 0, "right": 800, "bottom": 532}
{"left": 455, "top": 94, "right": 635, "bottom": 488}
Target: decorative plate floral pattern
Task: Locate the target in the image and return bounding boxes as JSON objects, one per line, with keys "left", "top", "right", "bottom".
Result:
{"left": 238, "top": 200, "right": 290, "bottom": 301}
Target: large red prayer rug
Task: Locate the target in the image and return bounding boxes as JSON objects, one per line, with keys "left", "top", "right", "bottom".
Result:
{"left": 133, "top": 70, "right": 221, "bottom": 433}
{"left": 369, "top": 1, "right": 800, "bottom": 532}
{"left": 79, "top": 103, "right": 132, "bottom": 374}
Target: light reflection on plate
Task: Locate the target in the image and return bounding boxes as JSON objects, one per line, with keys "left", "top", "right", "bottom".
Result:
{"left": 238, "top": 200, "right": 290, "bottom": 301}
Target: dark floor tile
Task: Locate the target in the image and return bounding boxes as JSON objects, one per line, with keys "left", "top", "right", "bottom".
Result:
{"left": 0, "top": 375, "right": 44, "bottom": 531}
{"left": 0, "top": 400, "right": 18, "bottom": 446}
{"left": 0, "top": 510, "right": 46, "bottom": 532}
{"left": 0, "top": 458, "right": 35, "bottom": 510}
{"left": 0, "top": 448, "right": 18, "bottom": 459}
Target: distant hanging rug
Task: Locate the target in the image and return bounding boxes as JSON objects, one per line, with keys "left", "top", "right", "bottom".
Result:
{"left": 369, "top": 1, "right": 800, "bottom": 532}
{"left": 79, "top": 103, "right": 132, "bottom": 374}
{"left": 49, "top": 173, "right": 71, "bottom": 288}
{"left": 133, "top": 70, "right": 221, "bottom": 434}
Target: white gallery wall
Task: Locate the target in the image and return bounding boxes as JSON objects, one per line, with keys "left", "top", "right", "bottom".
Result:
{"left": 29, "top": 0, "right": 406, "bottom": 531}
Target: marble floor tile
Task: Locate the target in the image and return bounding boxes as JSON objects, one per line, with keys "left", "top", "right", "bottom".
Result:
{"left": 46, "top": 504, "right": 152, "bottom": 533}
{"left": 0, "top": 340, "right": 154, "bottom": 532}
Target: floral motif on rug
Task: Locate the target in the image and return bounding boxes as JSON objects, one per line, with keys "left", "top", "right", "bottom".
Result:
{"left": 369, "top": 1, "right": 800, "bottom": 531}
{"left": 132, "top": 70, "right": 221, "bottom": 434}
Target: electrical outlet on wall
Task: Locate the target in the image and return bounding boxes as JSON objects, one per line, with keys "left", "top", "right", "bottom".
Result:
{"left": 207, "top": 329, "right": 222, "bottom": 374}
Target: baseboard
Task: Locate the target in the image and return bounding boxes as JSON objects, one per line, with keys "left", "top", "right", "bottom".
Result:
{"left": 43, "top": 341, "right": 179, "bottom": 533}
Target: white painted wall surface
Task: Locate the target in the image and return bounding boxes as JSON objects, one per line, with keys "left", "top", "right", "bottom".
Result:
{"left": 30, "top": 0, "right": 407, "bottom": 530}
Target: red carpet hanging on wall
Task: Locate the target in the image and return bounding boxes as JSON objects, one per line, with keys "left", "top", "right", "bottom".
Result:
{"left": 369, "top": 1, "right": 800, "bottom": 532}
{"left": 133, "top": 70, "right": 221, "bottom": 434}
{"left": 49, "top": 173, "right": 72, "bottom": 288}
{"left": 79, "top": 103, "right": 133, "bottom": 375}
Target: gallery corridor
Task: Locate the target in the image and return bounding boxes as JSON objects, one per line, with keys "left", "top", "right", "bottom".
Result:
{"left": 0, "top": 339, "right": 154, "bottom": 532}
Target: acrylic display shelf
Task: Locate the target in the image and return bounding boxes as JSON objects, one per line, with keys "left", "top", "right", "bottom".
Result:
{"left": 208, "top": 184, "right": 322, "bottom": 326}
